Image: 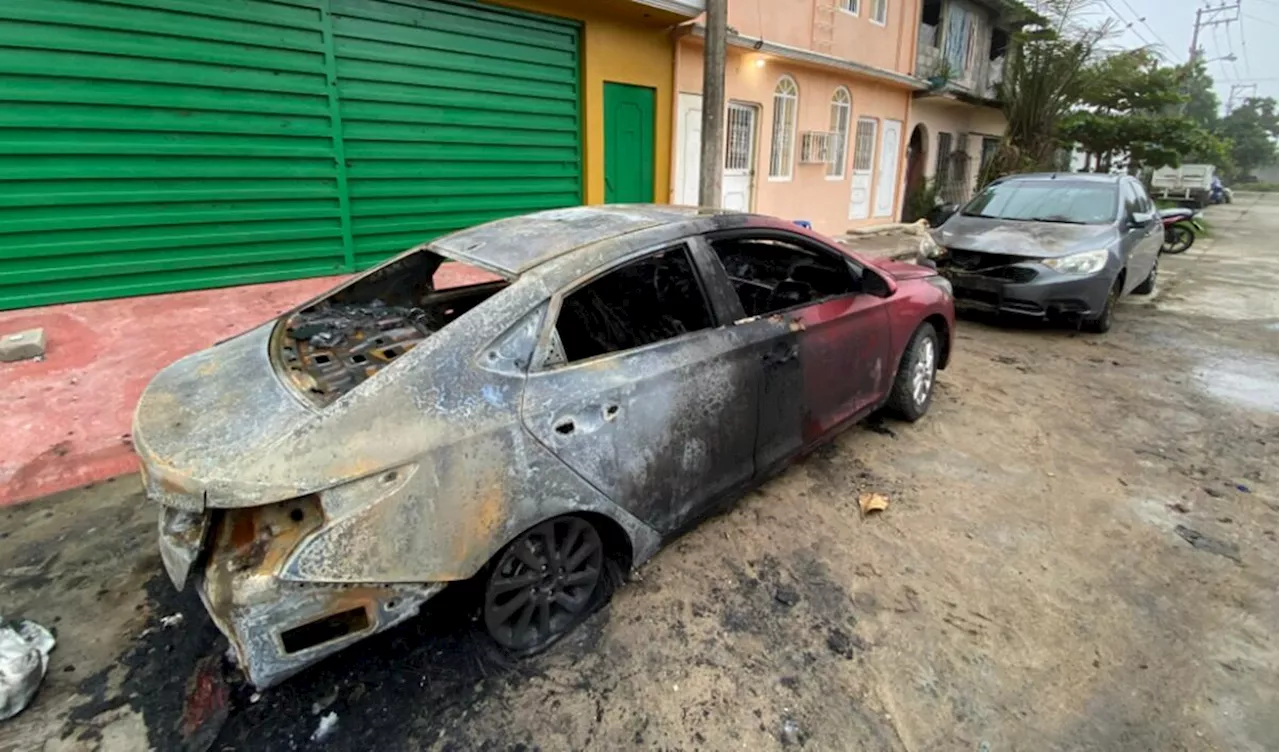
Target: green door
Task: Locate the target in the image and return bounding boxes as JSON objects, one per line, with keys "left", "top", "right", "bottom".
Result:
{"left": 603, "top": 83, "right": 655, "bottom": 204}
{"left": 0, "top": 0, "right": 582, "bottom": 310}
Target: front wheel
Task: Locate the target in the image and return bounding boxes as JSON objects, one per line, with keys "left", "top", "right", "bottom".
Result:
{"left": 482, "top": 516, "right": 606, "bottom": 656}
{"left": 886, "top": 323, "right": 939, "bottom": 422}
{"left": 1162, "top": 225, "right": 1194, "bottom": 254}
{"left": 1133, "top": 256, "right": 1158, "bottom": 295}
{"left": 1082, "top": 277, "right": 1121, "bottom": 333}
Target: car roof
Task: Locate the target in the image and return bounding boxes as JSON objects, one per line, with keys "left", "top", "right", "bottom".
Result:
{"left": 996, "top": 172, "right": 1127, "bottom": 185}
{"left": 431, "top": 205, "right": 732, "bottom": 276}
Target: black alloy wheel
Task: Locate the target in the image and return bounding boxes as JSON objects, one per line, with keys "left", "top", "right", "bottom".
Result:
{"left": 483, "top": 516, "right": 604, "bottom": 655}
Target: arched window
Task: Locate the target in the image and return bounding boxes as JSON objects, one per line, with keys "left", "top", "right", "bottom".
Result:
{"left": 768, "top": 76, "right": 799, "bottom": 179}
{"left": 827, "top": 87, "right": 852, "bottom": 178}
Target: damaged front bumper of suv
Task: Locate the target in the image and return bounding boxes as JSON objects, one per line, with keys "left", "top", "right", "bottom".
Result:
{"left": 155, "top": 494, "right": 443, "bottom": 688}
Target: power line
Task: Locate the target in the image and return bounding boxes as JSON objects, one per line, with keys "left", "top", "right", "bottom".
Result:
{"left": 1099, "top": 0, "right": 1156, "bottom": 52}
{"left": 1115, "top": 0, "right": 1175, "bottom": 58}
{"left": 1237, "top": 5, "right": 1251, "bottom": 75}
{"left": 1242, "top": 13, "right": 1277, "bottom": 28}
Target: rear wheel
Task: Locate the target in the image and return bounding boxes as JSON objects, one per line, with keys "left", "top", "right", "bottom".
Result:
{"left": 483, "top": 516, "right": 605, "bottom": 655}
{"left": 1133, "top": 256, "right": 1158, "bottom": 295}
{"left": 886, "top": 323, "right": 939, "bottom": 422}
{"left": 1163, "top": 225, "right": 1194, "bottom": 254}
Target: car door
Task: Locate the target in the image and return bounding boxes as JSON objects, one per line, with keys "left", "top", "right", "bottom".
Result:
{"left": 520, "top": 243, "right": 760, "bottom": 535}
{"left": 1134, "top": 182, "right": 1164, "bottom": 271}
{"left": 703, "top": 229, "right": 892, "bottom": 474}
{"left": 1120, "top": 180, "right": 1159, "bottom": 290}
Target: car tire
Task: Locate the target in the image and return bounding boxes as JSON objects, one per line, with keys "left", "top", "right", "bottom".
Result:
{"left": 886, "top": 323, "right": 939, "bottom": 422}
{"left": 1162, "top": 225, "right": 1194, "bottom": 254}
{"left": 1082, "top": 277, "right": 1121, "bottom": 333}
{"left": 481, "top": 515, "right": 609, "bottom": 657}
{"left": 1133, "top": 257, "right": 1158, "bottom": 295}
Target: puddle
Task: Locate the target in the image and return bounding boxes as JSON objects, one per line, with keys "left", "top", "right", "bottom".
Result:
{"left": 1193, "top": 354, "right": 1280, "bottom": 414}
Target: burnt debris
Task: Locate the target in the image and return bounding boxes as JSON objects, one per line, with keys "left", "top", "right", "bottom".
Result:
{"left": 281, "top": 302, "right": 435, "bottom": 402}
{"left": 275, "top": 250, "right": 507, "bottom": 405}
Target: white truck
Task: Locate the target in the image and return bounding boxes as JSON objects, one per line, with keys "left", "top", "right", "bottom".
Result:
{"left": 1150, "top": 164, "right": 1218, "bottom": 207}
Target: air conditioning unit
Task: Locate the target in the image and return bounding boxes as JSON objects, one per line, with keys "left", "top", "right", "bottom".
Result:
{"left": 800, "top": 131, "right": 835, "bottom": 164}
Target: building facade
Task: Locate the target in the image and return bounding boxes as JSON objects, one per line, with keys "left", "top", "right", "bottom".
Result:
{"left": 671, "top": 0, "right": 923, "bottom": 235}
{"left": 905, "top": 0, "right": 1038, "bottom": 206}
{"left": 0, "top": 0, "right": 693, "bottom": 310}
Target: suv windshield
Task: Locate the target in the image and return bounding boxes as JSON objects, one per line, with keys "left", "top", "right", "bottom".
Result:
{"left": 961, "top": 180, "right": 1118, "bottom": 225}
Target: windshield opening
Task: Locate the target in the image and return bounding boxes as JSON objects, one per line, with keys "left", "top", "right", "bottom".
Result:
{"left": 961, "top": 181, "right": 1118, "bottom": 225}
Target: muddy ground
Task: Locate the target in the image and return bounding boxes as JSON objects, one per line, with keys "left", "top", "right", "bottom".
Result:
{"left": 2, "top": 199, "right": 1277, "bottom": 752}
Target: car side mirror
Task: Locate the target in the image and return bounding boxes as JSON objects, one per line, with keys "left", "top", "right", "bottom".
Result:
{"left": 1127, "top": 212, "right": 1149, "bottom": 229}
{"left": 925, "top": 203, "right": 960, "bottom": 228}
{"left": 861, "top": 266, "right": 891, "bottom": 297}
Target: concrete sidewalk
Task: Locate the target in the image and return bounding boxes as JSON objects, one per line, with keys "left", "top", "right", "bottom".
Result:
{"left": 0, "top": 277, "right": 343, "bottom": 506}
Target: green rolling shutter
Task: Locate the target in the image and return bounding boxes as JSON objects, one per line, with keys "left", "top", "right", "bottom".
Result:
{"left": 0, "top": 0, "right": 581, "bottom": 310}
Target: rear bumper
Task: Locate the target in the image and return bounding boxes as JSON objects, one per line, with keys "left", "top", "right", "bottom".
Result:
{"left": 199, "top": 572, "right": 443, "bottom": 688}
{"left": 945, "top": 267, "right": 1114, "bottom": 319}
{"left": 158, "top": 500, "right": 445, "bottom": 688}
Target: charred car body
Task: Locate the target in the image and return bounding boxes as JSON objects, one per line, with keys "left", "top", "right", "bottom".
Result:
{"left": 135, "top": 206, "right": 955, "bottom": 687}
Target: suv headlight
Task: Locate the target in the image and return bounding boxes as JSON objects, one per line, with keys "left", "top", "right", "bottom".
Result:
{"left": 1041, "top": 249, "right": 1109, "bottom": 275}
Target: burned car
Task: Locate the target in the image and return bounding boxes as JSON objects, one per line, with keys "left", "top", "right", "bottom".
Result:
{"left": 134, "top": 206, "right": 955, "bottom": 687}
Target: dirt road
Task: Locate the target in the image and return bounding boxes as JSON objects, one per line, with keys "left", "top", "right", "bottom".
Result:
{"left": 2, "top": 198, "right": 1276, "bottom": 752}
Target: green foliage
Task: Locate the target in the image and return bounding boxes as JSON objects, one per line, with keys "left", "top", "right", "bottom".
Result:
{"left": 902, "top": 178, "right": 941, "bottom": 224}
{"left": 1217, "top": 97, "right": 1279, "bottom": 179}
{"left": 985, "top": 0, "right": 1103, "bottom": 182}
{"left": 1233, "top": 181, "right": 1279, "bottom": 192}
{"left": 1060, "top": 48, "right": 1223, "bottom": 173}
{"left": 1182, "top": 60, "right": 1220, "bottom": 130}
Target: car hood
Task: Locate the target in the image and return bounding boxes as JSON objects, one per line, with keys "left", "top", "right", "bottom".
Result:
{"left": 934, "top": 214, "right": 1116, "bottom": 257}
{"left": 868, "top": 257, "right": 937, "bottom": 281}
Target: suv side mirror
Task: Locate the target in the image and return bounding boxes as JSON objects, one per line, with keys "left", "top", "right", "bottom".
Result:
{"left": 1127, "top": 212, "right": 1150, "bottom": 229}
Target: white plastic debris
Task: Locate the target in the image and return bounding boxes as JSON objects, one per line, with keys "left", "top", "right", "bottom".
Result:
{"left": 160, "top": 613, "right": 184, "bottom": 629}
{"left": 0, "top": 617, "right": 56, "bottom": 721}
{"left": 311, "top": 711, "right": 338, "bottom": 742}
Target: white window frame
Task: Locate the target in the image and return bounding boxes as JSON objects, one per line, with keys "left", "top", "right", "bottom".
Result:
{"left": 871, "top": 0, "right": 888, "bottom": 26}
{"left": 826, "top": 87, "right": 852, "bottom": 180}
{"left": 840, "top": 0, "right": 860, "bottom": 15}
{"left": 768, "top": 76, "right": 799, "bottom": 181}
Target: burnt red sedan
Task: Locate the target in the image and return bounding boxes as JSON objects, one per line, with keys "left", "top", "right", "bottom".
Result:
{"left": 136, "top": 205, "right": 954, "bottom": 687}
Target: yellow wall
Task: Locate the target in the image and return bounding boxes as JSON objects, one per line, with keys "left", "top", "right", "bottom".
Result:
{"left": 487, "top": 0, "right": 679, "bottom": 205}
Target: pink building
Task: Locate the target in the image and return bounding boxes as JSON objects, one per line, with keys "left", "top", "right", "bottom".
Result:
{"left": 906, "top": 0, "right": 1044, "bottom": 205}
{"left": 671, "top": 0, "right": 924, "bottom": 235}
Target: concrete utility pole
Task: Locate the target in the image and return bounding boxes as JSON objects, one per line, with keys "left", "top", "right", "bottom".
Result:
{"left": 1188, "top": 2, "right": 1240, "bottom": 64}
{"left": 1225, "top": 83, "right": 1257, "bottom": 114}
{"left": 698, "top": 0, "right": 727, "bottom": 208}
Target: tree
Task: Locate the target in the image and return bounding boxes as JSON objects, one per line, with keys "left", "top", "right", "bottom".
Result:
{"left": 1058, "top": 48, "right": 1221, "bottom": 173}
{"left": 979, "top": 0, "right": 1106, "bottom": 186}
{"left": 1217, "top": 97, "right": 1279, "bottom": 179}
{"left": 1182, "top": 59, "right": 1220, "bottom": 131}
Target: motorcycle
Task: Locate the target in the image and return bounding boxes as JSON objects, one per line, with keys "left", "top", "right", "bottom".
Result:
{"left": 1159, "top": 207, "right": 1203, "bottom": 254}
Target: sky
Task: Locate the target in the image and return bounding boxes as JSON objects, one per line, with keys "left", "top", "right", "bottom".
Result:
{"left": 1075, "top": 0, "right": 1280, "bottom": 112}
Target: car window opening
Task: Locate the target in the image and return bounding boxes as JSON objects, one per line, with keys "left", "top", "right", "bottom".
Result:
{"left": 554, "top": 246, "right": 713, "bottom": 364}
{"left": 278, "top": 251, "right": 508, "bottom": 405}
{"left": 711, "top": 237, "right": 859, "bottom": 318}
